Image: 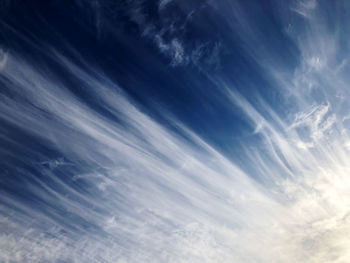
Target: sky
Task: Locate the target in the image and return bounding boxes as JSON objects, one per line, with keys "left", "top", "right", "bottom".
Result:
{"left": 1, "top": 0, "right": 350, "bottom": 262}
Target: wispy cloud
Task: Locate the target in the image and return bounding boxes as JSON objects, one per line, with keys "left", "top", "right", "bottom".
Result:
{"left": 0, "top": 48, "right": 8, "bottom": 70}
{"left": 124, "top": 0, "right": 222, "bottom": 68}
{"left": 292, "top": 0, "right": 318, "bottom": 18}
{"left": 158, "top": 0, "right": 174, "bottom": 11}
{"left": 0, "top": 52, "right": 282, "bottom": 262}
{"left": 2, "top": 1, "right": 350, "bottom": 262}
{"left": 155, "top": 36, "right": 186, "bottom": 66}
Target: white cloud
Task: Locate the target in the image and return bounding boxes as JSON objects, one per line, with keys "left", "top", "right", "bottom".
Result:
{"left": 291, "top": 103, "right": 336, "bottom": 142}
{"left": 1, "top": 43, "right": 349, "bottom": 261}
{"left": 158, "top": 0, "right": 174, "bottom": 11}
{"left": 292, "top": 0, "right": 317, "bottom": 18}
{"left": 0, "top": 48, "right": 8, "bottom": 70}
{"left": 2, "top": 1, "right": 350, "bottom": 262}
{"left": 155, "top": 35, "right": 187, "bottom": 66}
{"left": 0, "top": 53, "right": 285, "bottom": 262}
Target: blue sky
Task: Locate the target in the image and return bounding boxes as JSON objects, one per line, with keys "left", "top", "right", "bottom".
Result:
{"left": 1, "top": 0, "right": 350, "bottom": 262}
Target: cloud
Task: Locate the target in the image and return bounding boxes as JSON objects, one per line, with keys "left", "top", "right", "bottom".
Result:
{"left": 0, "top": 48, "right": 8, "bottom": 70}
{"left": 125, "top": 0, "right": 222, "bottom": 68}
{"left": 291, "top": 103, "right": 336, "bottom": 142}
{"left": 292, "top": 0, "right": 317, "bottom": 18}
{"left": 2, "top": 37, "right": 350, "bottom": 261}
{"left": 0, "top": 52, "right": 284, "bottom": 262}
{"left": 2, "top": 1, "right": 350, "bottom": 262}
{"left": 158, "top": 0, "right": 174, "bottom": 11}
{"left": 155, "top": 35, "right": 186, "bottom": 66}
